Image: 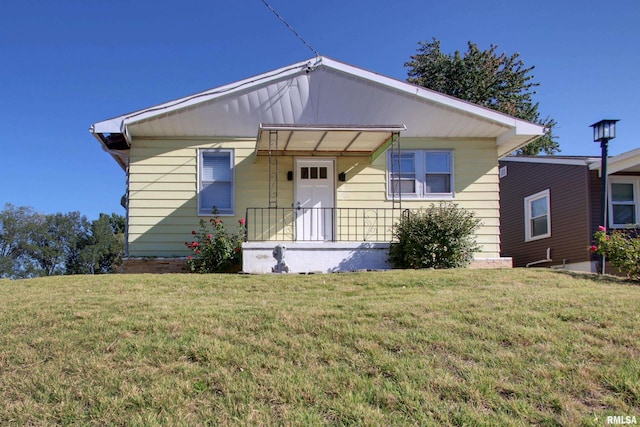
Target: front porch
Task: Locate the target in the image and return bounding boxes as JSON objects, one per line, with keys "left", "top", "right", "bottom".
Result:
{"left": 241, "top": 207, "right": 513, "bottom": 273}
{"left": 242, "top": 207, "right": 404, "bottom": 273}
{"left": 242, "top": 241, "right": 392, "bottom": 274}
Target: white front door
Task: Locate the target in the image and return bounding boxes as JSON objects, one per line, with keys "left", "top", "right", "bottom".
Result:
{"left": 295, "top": 158, "right": 335, "bottom": 241}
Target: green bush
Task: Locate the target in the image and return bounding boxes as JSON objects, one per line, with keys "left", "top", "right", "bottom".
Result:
{"left": 185, "top": 212, "right": 246, "bottom": 273}
{"left": 590, "top": 226, "right": 640, "bottom": 281}
{"left": 389, "top": 203, "right": 481, "bottom": 269}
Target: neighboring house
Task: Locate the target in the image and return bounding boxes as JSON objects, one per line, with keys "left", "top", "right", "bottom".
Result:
{"left": 90, "top": 56, "right": 544, "bottom": 273}
{"left": 499, "top": 149, "right": 640, "bottom": 272}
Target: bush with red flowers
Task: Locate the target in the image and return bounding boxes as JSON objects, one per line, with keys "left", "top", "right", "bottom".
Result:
{"left": 590, "top": 225, "right": 640, "bottom": 281}
{"left": 185, "top": 209, "right": 246, "bottom": 273}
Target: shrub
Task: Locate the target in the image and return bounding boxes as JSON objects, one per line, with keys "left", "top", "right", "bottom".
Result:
{"left": 590, "top": 226, "right": 640, "bottom": 281}
{"left": 389, "top": 203, "right": 481, "bottom": 269}
{"left": 185, "top": 211, "right": 246, "bottom": 273}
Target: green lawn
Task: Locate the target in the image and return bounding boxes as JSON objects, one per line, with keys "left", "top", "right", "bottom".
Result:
{"left": 0, "top": 269, "right": 638, "bottom": 426}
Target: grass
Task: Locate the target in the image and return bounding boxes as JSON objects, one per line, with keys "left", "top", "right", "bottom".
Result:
{"left": 0, "top": 269, "right": 638, "bottom": 426}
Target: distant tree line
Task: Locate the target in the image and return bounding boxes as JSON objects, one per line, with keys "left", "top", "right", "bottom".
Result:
{"left": 0, "top": 203, "right": 125, "bottom": 279}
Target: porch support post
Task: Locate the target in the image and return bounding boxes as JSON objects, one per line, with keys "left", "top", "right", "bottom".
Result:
{"left": 381, "top": 131, "right": 402, "bottom": 210}
{"left": 269, "top": 129, "right": 279, "bottom": 207}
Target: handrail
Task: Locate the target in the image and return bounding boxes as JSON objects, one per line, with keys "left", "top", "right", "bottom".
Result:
{"left": 245, "top": 207, "right": 408, "bottom": 242}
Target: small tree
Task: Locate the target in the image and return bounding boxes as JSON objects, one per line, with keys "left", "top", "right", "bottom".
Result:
{"left": 389, "top": 203, "right": 481, "bottom": 269}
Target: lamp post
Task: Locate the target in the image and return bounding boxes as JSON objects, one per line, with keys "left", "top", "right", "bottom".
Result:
{"left": 590, "top": 119, "right": 619, "bottom": 274}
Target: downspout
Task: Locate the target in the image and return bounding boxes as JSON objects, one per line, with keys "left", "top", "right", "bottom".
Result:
{"left": 525, "top": 248, "right": 552, "bottom": 267}
{"left": 90, "top": 126, "right": 132, "bottom": 258}
{"left": 124, "top": 157, "right": 130, "bottom": 258}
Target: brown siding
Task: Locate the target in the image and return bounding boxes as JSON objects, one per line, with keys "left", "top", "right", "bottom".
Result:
{"left": 499, "top": 160, "right": 592, "bottom": 268}
{"left": 588, "top": 169, "right": 602, "bottom": 237}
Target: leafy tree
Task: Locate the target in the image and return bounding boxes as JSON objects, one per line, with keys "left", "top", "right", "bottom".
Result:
{"left": 0, "top": 204, "right": 40, "bottom": 278}
{"left": 67, "top": 213, "right": 125, "bottom": 274}
{"left": 0, "top": 205, "right": 125, "bottom": 278}
{"left": 25, "top": 212, "right": 90, "bottom": 276}
{"left": 405, "top": 38, "right": 558, "bottom": 155}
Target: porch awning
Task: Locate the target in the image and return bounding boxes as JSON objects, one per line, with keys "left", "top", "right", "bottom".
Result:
{"left": 255, "top": 124, "right": 406, "bottom": 160}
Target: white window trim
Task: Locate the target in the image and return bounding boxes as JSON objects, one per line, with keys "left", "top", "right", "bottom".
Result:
{"left": 608, "top": 177, "right": 640, "bottom": 228}
{"left": 197, "top": 148, "right": 235, "bottom": 216}
{"left": 387, "top": 149, "right": 454, "bottom": 200}
{"left": 524, "top": 189, "right": 551, "bottom": 242}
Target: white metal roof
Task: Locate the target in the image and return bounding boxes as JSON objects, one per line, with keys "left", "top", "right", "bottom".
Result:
{"left": 91, "top": 56, "right": 545, "bottom": 168}
{"left": 255, "top": 124, "right": 406, "bottom": 160}
{"left": 501, "top": 156, "right": 598, "bottom": 166}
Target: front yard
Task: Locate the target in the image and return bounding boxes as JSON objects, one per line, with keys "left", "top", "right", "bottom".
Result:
{"left": 0, "top": 269, "right": 638, "bottom": 425}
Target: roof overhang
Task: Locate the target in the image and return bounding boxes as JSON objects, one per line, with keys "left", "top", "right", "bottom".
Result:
{"left": 589, "top": 147, "right": 640, "bottom": 175}
{"left": 255, "top": 124, "right": 406, "bottom": 161}
{"left": 90, "top": 56, "right": 546, "bottom": 171}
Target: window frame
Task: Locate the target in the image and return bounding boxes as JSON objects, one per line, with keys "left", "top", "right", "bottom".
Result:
{"left": 608, "top": 177, "right": 639, "bottom": 228}
{"left": 524, "top": 189, "right": 551, "bottom": 242}
{"left": 197, "top": 148, "right": 235, "bottom": 216}
{"left": 387, "top": 149, "right": 454, "bottom": 200}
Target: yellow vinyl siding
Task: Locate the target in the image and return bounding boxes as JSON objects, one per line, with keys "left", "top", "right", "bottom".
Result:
{"left": 128, "top": 137, "right": 502, "bottom": 258}
{"left": 128, "top": 138, "right": 259, "bottom": 257}
{"left": 333, "top": 139, "right": 501, "bottom": 257}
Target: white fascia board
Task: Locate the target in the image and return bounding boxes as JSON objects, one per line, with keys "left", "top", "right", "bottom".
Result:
{"left": 592, "top": 147, "right": 640, "bottom": 174}
{"left": 120, "top": 58, "right": 315, "bottom": 129}
{"left": 91, "top": 58, "right": 317, "bottom": 135}
{"left": 502, "top": 156, "right": 595, "bottom": 166}
{"left": 91, "top": 116, "right": 126, "bottom": 134}
{"left": 91, "top": 55, "right": 544, "bottom": 143}
{"left": 321, "top": 57, "right": 545, "bottom": 131}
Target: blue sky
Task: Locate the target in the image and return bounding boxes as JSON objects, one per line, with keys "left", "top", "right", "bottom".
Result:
{"left": 1, "top": 0, "right": 638, "bottom": 220}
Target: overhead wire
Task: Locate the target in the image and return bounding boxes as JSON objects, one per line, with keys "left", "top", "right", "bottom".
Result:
{"left": 120, "top": 1, "right": 321, "bottom": 124}
{"left": 261, "top": 0, "right": 320, "bottom": 59}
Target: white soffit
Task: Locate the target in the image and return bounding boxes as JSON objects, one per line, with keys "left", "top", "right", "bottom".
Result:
{"left": 255, "top": 124, "right": 406, "bottom": 156}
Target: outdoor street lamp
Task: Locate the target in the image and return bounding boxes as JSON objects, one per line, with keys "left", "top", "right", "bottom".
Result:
{"left": 590, "top": 119, "right": 619, "bottom": 274}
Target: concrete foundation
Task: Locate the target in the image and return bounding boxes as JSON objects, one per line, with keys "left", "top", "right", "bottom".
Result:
{"left": 121, "top": 246, "right": 514, "bottom": 274}
{"left": 242, "top": 242, "right": 391, "bottom": 273}
{"left": 242, "top": 242, "right": 513, "bottom": 273}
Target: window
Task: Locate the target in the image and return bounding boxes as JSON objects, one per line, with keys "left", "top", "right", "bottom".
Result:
{"left": 388, "top": 150, "right": 453, "bottom": 198}
{"left": 524, "top": 189, "right": 550, "bottom": 241}
{"left": 199, "top": 149, "right": 234, "bottom": 215}
{"left": 609, "top": 179, "right": 639, "bottom": 228}
{"left": 301, "top": 166, "right": 328, "bottom": 180}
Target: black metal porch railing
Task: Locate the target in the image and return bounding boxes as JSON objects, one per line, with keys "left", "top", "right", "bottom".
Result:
{"left": 245, "top": 207, "right": 409, "bottom": 242}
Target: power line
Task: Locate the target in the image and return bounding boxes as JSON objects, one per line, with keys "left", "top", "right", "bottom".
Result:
{"left": 262, "top": 0, "right": 320, "bottom": 59}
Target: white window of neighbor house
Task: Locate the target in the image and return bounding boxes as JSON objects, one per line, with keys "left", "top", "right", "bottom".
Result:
{"left": 524, "top": 189, "right": 551, "bottom": 241}
{"left": 388, "top": 150, "right": 453, "bottom": 199}
{"left": 609, "top": 179, "right": 639, "bottom": 228}
{"left": 198, "top": 149, "right": 234, "bottom": 215}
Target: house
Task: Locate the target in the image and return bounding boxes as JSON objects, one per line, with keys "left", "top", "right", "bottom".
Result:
{"left": 90, "top": 56, "right": 545, "bottom": 273}
{"left": 499, "top": 148, "right": 640, "bottom": 272}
